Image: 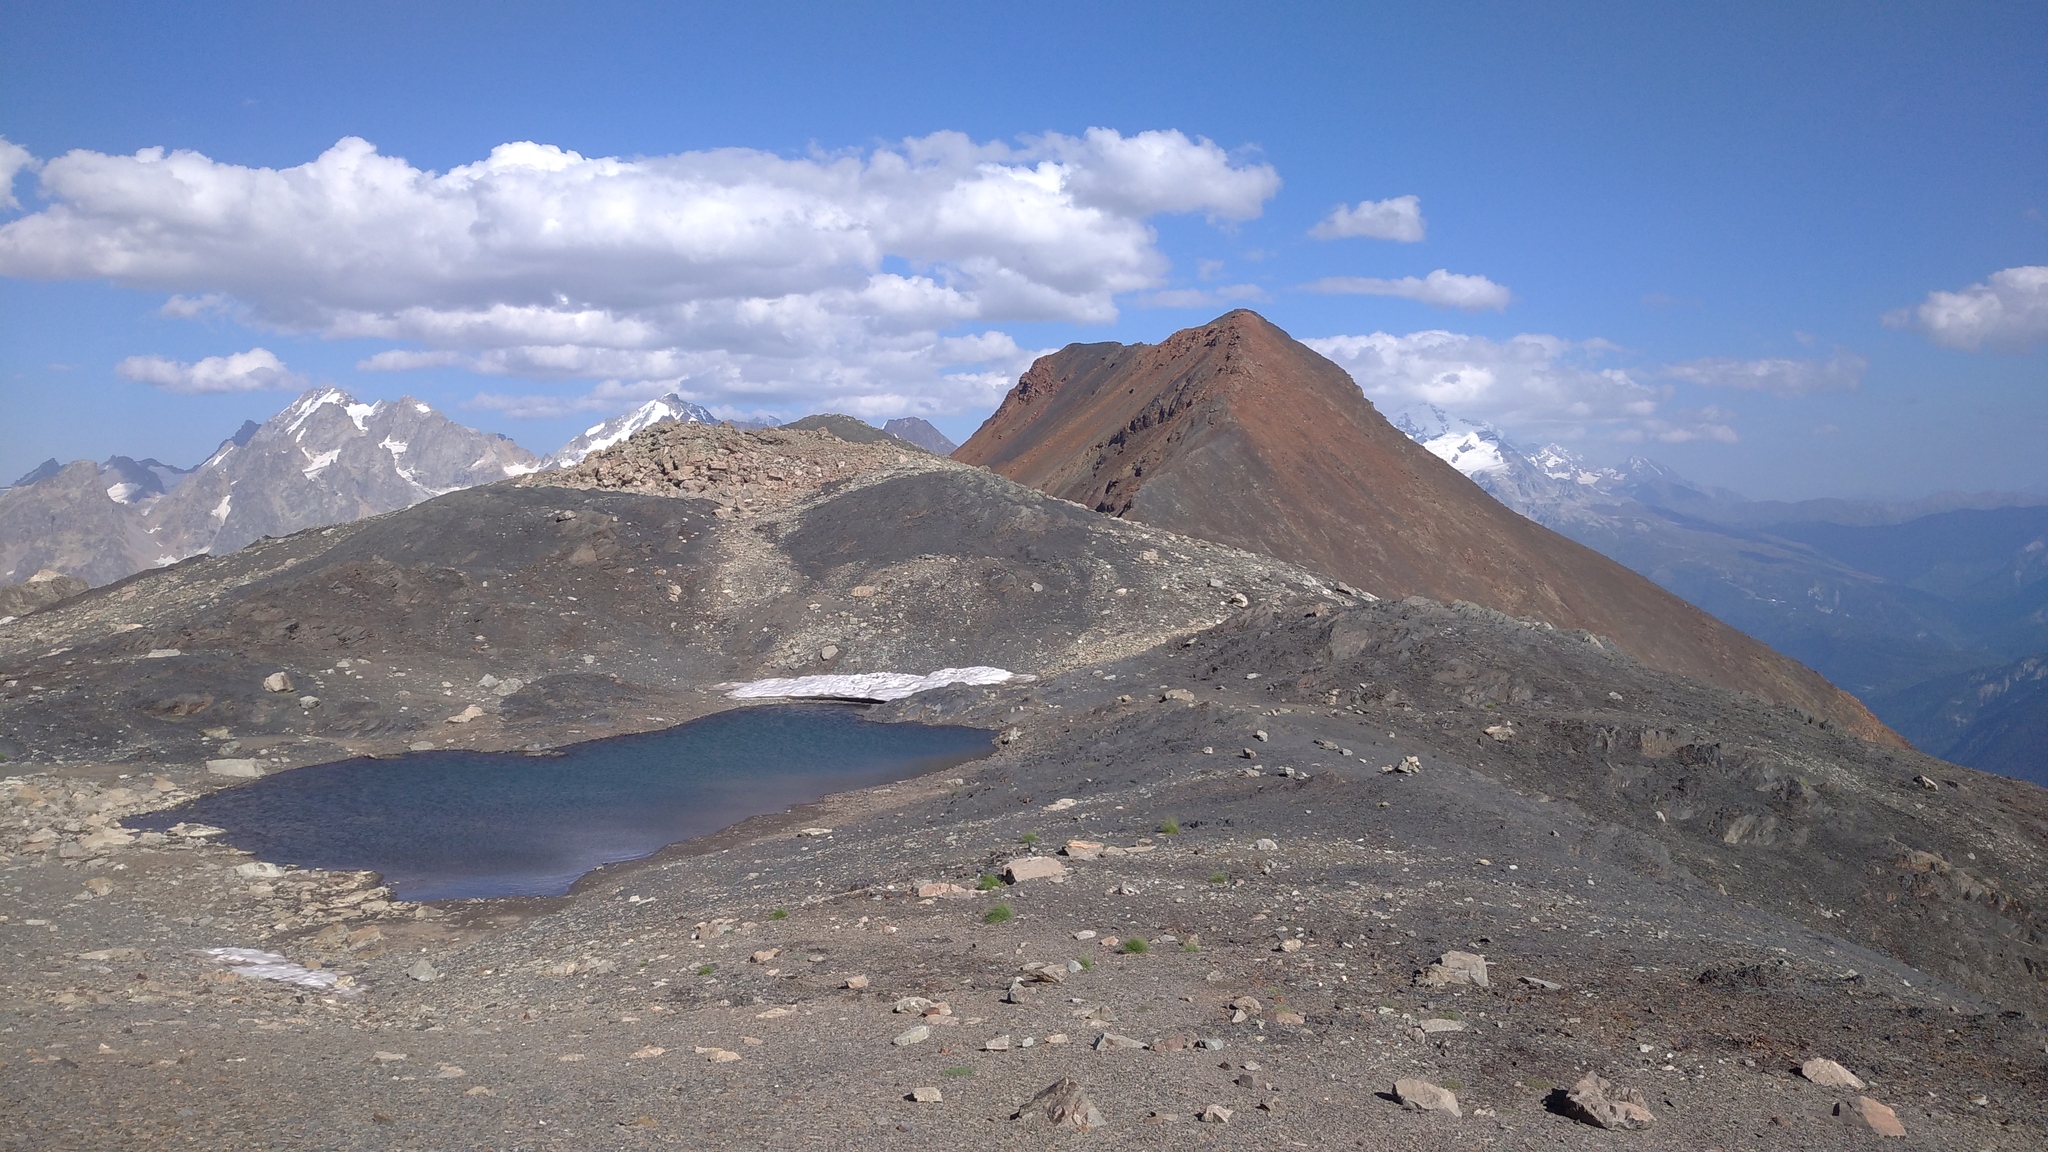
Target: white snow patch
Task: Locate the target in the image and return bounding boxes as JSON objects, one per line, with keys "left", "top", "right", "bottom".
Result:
{"left": 413, "top": 402, "right": 432, "bottom": 415}
{"left": 379, "top": 437, "right": 409, "bottom": 456}
{"left": 1417, "top": 430, "right": 1507, "bottom": 476}
{"left": 550, "top": 394, "right": 715, "bottom": 467}
{"left": 210, "top": 493, "right": 232, "bottom": 523}
{"left": 1529, "top": 444, "right": 1620, "bottom": 486}
{"left": 722, "top": 666, "right": 1032, "bottom": 702}
{"left": 204, "top": 947, "right": 359, "bottom": 996}
{"left": 300, "top": 447, "right": 341, "bottom": 479}
{"left": 284, "top": 389, "right": 350, "bottom": 438}
{"left": 106, "top": 482, "right": 144, "bottom": 504}
{"left": 346, "top": 401, "right": 380, "bottom": 431}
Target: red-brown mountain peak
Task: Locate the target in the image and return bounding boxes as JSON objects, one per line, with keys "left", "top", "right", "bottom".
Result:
{"left": 957, "top": 310, "right": 1897, "bottom": 744}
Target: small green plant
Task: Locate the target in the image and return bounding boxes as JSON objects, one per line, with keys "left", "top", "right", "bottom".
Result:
{"left": 1208, "top": 871, "right": 1228, "bottom": 885}
{"left": 1181, "top": 938, "right": 1200, "bottom": 953}
{"left": 1525, "top": 1077, "right": 1552, "bottom": 1091}
{"left": 1442, "top": 1078, "right": 1464, "bottom": 1091}
{"left": 1439, "top": 1009, "right": 1461, "bottom": 1021}
{"left": 696, "top": 964, "right": 715, "bottom": 976}
{"left": 768, "top": 908, "right": 788, "bottom": 920}
{"left": 1122, "top": 936, "right": 1149, "bottom": 954}
{"left": 983, "top": 903, "right": 1014, "bottom": 924}
{"left": 1020, "top": 831, "right": 1039, "bottom": 845}
{"left": 1076, "top": 955, "right": 1094, "bottom": 971}
{"left": 976, "top": 873, "right": 1001, "bottom": 891}
{"left": 1158, "top": 818, "right": 1180, "bottom": 835}
{"left": 941, "top": 1066, "right": 975, "bottom": 1078}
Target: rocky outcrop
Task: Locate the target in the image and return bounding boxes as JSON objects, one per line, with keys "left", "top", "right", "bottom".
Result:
{"left": 536, "top": 417, "right": 957, "bottom": 518}
{"left": 0, "top": 569, "right": 89, "bottom": 619}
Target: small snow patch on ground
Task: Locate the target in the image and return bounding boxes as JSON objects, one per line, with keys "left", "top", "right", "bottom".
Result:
{"left": 722, "top": 666, "right": 1031, "bottom": 702}
{"left": 204, "top": 948, "right": 359, "bottom": 995}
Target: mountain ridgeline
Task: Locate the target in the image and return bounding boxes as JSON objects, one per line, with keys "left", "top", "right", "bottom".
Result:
{"left": 0, "top": 391, "right": 961, "bottom": 599}
{"left": 6, "top": 314, "right": 2041, "bottom": 779}
{"left": 957, "top": 309, "right": 1896, "bottom": 745}
{"left": 0, "top": 391, "right": 539, "bottom": 589}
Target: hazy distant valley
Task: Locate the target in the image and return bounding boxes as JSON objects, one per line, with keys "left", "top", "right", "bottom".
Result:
{"left": 1394, "top": 405, "right": 2048, "bottom": 785}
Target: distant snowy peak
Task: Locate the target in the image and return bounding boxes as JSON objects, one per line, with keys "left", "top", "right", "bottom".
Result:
{"left": 1388, "top": 404, "right": 1513, "bottom": 478}
{"left": 145, "top": 386, "right": 542, "bottom": 560}
{"left": 1528, "top": 444, "right": 1626, "bottom": 488}
{"left": 101, "top": 456, "right": 194, "bottom": 506}
{"left": 547, "top": 393, "right": 718, "bottom": 467}
{"left": 1, "top": 390, "right": 543, "bottom": 587}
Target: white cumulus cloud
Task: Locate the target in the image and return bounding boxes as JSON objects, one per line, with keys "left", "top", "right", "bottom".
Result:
{"left": 1885, "top": 265, "right": 2048, "bottom": 351}
{"left": 115, "top": 347, "right": 309, "bottom": 395}
{"left": 1305, "top": 329, "right": 1735, "bottom": 445}
{"left": 0, "top": 130, "right": 1278, "bottom": 418}
{"left": 1304, "top": 269, "right": 1512, "bottom": 312}
{"left": 1663, "top": 351, "right": 1866, "bottom": 395}
{"left": 1309, "top": 195, "right": 1425, "bottom": 242}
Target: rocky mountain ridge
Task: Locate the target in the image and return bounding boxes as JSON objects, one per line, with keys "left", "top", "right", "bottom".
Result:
{"left": 957, "top": 309, "right": 1894, "bottom": 744}
{"left": 882, "top": 417, "right": 959, "bottom": 455}
{"left": 0, "top": 388, "right": 539, "bottom": 589}
{"left": 0, "top": 390, "right": 942, "bottom": 595}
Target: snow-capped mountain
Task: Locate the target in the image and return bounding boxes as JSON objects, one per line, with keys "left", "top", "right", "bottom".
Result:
{"left": 545, "top": 393, "right": 717, "bottom": 467}
{"left": 1388, "top": 404, "right": 1516, "bottom": 478}
{"left": 1386, "top": 403, "right": 1648, "bottom": 523}
{"left": 143, "top": 388, "right": 542, "bottom": 561}
{"left": 0, "top": 389, "right": 539, "bottom": 586}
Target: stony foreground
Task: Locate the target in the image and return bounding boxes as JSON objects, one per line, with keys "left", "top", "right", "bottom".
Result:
{"left": 2, "top": 441, "right": 2044, "bottom": 1149}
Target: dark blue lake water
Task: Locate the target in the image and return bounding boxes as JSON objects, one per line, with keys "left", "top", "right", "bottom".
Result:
{"left": 134, "top": 705, "right": 992, "bottom": 901}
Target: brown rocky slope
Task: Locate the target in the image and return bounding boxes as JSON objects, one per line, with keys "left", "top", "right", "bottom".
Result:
{"left": 956, "top": 309, "right": 1896, "bottom": 745}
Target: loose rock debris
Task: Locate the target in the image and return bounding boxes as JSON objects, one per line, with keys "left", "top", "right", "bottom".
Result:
{"left": 1560, "top": 1072, "right": 1657, "bottom": 1130}
{"left": 1013, "top": 1077, "right": 1104, "bottom": 1132}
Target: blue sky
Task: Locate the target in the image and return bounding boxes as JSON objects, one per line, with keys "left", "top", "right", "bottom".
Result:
{"left": 2, "top": 1, "right": 2043, "bottom": 499}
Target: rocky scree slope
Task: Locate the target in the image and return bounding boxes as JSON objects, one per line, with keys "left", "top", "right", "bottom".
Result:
{"left": 0, "top": 416, "right": 2042, "bottom": 1147}
{"left": 955, "top": 310, "right": 1895, "bottom": 747}
{"left": 0, "top": 420, "right": 1347, "bottom": 770}
{"left": 2, "top": 591, "right": 2044, "bottom": 1148}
